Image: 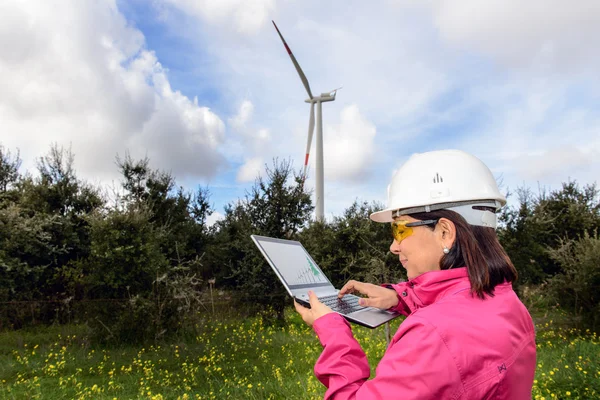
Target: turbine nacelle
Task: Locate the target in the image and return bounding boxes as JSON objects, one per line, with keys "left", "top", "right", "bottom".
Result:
{"left": 305, "top": 87, "right": 341, "bottom": 103}
{"left": 305, "top": 95, "right": 336, "bottom": 103}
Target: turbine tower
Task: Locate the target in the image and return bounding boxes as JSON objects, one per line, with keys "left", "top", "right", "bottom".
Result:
{"left": 272, "top": 21, "right": 338, "bottom": 222}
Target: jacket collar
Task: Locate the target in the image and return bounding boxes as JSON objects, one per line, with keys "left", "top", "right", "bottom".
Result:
{"left": 397, "top": 267, "right": 471, "bottom": 314}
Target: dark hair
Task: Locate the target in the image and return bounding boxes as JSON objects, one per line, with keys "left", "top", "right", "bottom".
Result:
{"left": 409, "top": 209, "right": 517, "bottom": 299}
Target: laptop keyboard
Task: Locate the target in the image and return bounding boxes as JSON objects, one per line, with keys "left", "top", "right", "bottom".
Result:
{"left": 319, "top": 294, "right": 366, "bottom": 314}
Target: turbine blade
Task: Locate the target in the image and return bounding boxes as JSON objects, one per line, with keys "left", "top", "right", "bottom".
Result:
{"left": 330, "top": 86, "right": 343, "bottom": 96}
{"left": 272, "top": 21, "right": 314, "bottom": 99}
{"left": 303, "top": 103, "right": 315, "bottom": 179}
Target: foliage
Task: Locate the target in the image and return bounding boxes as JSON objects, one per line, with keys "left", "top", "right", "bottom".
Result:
{"left": 0, "top": 145, "right": 21, "bottom": 193}
{"left": 57, "top": 153, "right": 214, "bottom": 342}
{"left": 209, "top": 159, "right": 313, "bottom": 323}
{"left": 2, "top": 141, "right": 600, "bottom": 345}
{"left": 87, "top": 264, "right": 207, "bottom": 344}
{"left": 116, "top": 153, "right": 213, "bottom": 276}
{"left": 0, "top": 145, "right": 103, "bottom": 311}
{"left": 498, "top": 188, "right": 548, "bottom": 288}
{"left": 499, "top": 181, "right": 600, "bottom": 289}
{"left": 0, "top": 144, "right": 217, "bottom": 335}
{"left": 545, "top": 232, "right": 600, "bottom": 332}
{"left": 81, "top": 206, "right": 168, "bottom": 299}
{"left": 80, "top": 202, "right": 210, "bottom": 343}
{"left": 0, "top": 204, "right": 59, "bottom": 302}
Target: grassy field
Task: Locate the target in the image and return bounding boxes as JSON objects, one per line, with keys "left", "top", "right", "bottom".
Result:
{"left": 0, "top": 310, "right": 598, "bottom": 400}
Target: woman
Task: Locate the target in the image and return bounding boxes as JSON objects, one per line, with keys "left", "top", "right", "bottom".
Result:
{"left": 294, "top": 150, "right": 536, "bottom": 399}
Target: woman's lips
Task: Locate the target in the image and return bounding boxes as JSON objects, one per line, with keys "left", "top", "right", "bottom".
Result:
{"left": 400, "top": 259, "right": 408, "bottom": 267}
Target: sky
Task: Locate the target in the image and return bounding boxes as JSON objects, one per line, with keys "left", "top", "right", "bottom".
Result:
{"left": 1, "top": 0, "right": 599, "bottom": 224}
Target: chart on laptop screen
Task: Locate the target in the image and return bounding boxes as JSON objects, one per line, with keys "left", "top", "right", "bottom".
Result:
{"left": 258, "top": 240, "right": 329, "bottom": 286}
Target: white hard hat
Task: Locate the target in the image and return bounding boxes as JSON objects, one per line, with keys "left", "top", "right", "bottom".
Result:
{"left": 370, "top": 150, "right": 506, "bottom": 228}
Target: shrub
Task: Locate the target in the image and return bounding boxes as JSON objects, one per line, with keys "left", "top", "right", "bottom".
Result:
{"left": 88, "top": 264, "right": 206, "bottom": 344}
{"left": 546, "top": 232, "right": 600, "bottom": 332}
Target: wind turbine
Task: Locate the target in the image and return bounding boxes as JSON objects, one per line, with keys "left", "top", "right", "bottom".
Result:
{"left": 272, "top": 21, "right": 339, "bottom": 222}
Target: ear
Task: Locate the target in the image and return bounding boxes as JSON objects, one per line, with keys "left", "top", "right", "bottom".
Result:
{"left": 436, "top": 218, "right": 456, "bottom": 248}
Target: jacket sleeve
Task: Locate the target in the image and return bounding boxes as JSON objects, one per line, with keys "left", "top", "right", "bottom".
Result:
{"left": 381, "top": 282, "right": 413, "bottom": 316}
{"left": 313, "top": 313, "right": 462, "bottom": 400}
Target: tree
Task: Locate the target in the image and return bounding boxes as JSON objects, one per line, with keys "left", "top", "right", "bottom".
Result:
{"left": 546, "top": 232, "right": 600, "bottom": 332}
{"left": 81, "top": 204, "right": 208, "bottom": 343}
{"left": 32, "top": 145, "right": 103, "bottom": 299}
{"left": 0, "top": 145, "right": 103, "bottom": 302}
{"left": 35, "top": 144, "right": 79, "bottom": 215}
{"left": 73, "top": 155, "right": 214, "bottom": 342}
{"left": 499, "top": 181, "right": 600, "bottom": 289}
{"left": 116, "top": 153, "right": 151, "bottom": 206}
{"left": 116, "top": 154, "right": 213, "bottom": 271}
{"left": 245, "top": 159, "right": 313, "bottom": 238}
{"left": 0, "top": 204, "right": 58, "bottom": 302}
{"left": 209, "top": 159, "right": 313, "bottom": 323}
{"left": 82, "top": 206, "right": 168, "bottom": 299}
{"left": 498, "top": 188, "right": 548, "bottom": 287}
{"left": 535, "top": 181, "right": 600, "bottom": 248}
{"left": 0, "top": 145, "right": 21, "bottom": 193}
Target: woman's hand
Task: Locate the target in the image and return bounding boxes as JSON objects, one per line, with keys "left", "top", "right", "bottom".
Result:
{"left": 294, "top": 291, "right": 334, "bottom": 327}
{"left": 338, "top": 280, "right": 400, "bottom": 310}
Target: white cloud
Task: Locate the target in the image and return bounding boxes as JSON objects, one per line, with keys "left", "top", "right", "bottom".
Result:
{"left": 163, "top": 0, "right": 276, "bottom": 34}
{"left": 0, "top": 0, "right": 226, "bottom": 183}
{"left": 515, "top": 146, "right": 598, "bottom": 181}
{"left": 323, "top": 104, "right": 377, "bottom": 181}
{"left": 423, "top": 0, "right": 600, "bottom": 72}
{"left": 448, "top": 78, "right": 600, "bottom": 194}
{"left": 229, "top": 100, "right": 254, "bottom": 131}
{"left": 237, "top": 157, "right": 264, "bottom": 182}
{"left": 206, "top": 210, "right": 224, "bottom": 227}
{"left": 256, "top": 128, "right": 271, "bottom": 142}
{"left": 224, "top": 100, "right": 273, "bottom": 164}
{"left": 177, "top": 1, "right": 599, "bottom": 216}
{"left": 4, "top": 0, "right": 599, "bottom": 219}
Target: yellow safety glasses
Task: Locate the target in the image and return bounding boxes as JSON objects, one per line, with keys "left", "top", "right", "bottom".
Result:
{"left": 390, "top": 219, "right": 439, "bottom": 243}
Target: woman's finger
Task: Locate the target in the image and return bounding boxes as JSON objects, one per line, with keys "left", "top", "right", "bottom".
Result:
{"left": 338, "top": 280, "right": 361, "bottom": 297}
{"left": 360, "top": 296, "right": 387, "bottom": 309}
{"left": 338, "top": 281, "right": 353, "bottom": 296}
{"left": 308, "top": 290, "right": 320, "bottom": 308}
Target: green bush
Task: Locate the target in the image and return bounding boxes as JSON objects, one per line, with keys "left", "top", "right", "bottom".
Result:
{"left": 546, "top": 232, "right": 600, "bottom": 332}
{"left": 87, "top": 265, "right": 207, "bottom": 344}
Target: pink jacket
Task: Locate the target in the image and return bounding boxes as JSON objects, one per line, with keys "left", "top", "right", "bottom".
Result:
{"left": 312, "top": 268, "right": 536, "bottom": 399}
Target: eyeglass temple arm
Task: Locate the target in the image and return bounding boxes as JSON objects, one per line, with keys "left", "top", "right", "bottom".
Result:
{"left": 405, "top": 219, "right": 439, "bottom": 227}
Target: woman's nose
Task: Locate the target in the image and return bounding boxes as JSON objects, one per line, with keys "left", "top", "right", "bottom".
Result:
{"left": 390, "top": 239, "right": 401, "bottom": 254}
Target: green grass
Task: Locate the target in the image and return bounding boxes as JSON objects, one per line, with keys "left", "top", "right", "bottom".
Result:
{"left": 0, "top": 310, "right": 597, "bottom": 399}
{"left": 532, "top": 313, "right": 600, "bottom": 400}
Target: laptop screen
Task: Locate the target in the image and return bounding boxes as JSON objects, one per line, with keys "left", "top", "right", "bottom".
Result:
{"left": 252, "top": 235, "right": 332, "bottom": 290}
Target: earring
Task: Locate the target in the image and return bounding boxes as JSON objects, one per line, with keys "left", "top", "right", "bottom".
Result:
{"left": 443, "top": 246, "right": 450, "bottom": 254}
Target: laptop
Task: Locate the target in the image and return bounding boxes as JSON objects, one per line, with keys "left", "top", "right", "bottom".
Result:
{"left": 251, "top": 234, "right": 400, "bottom": 329}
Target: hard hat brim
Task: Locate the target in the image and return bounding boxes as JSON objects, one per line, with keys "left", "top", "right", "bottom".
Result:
{"left": 370, "top": 208, "right": 395, "bottom": 223}
{"left": 370, "top": 199, "right": 504, "bottom": 226}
